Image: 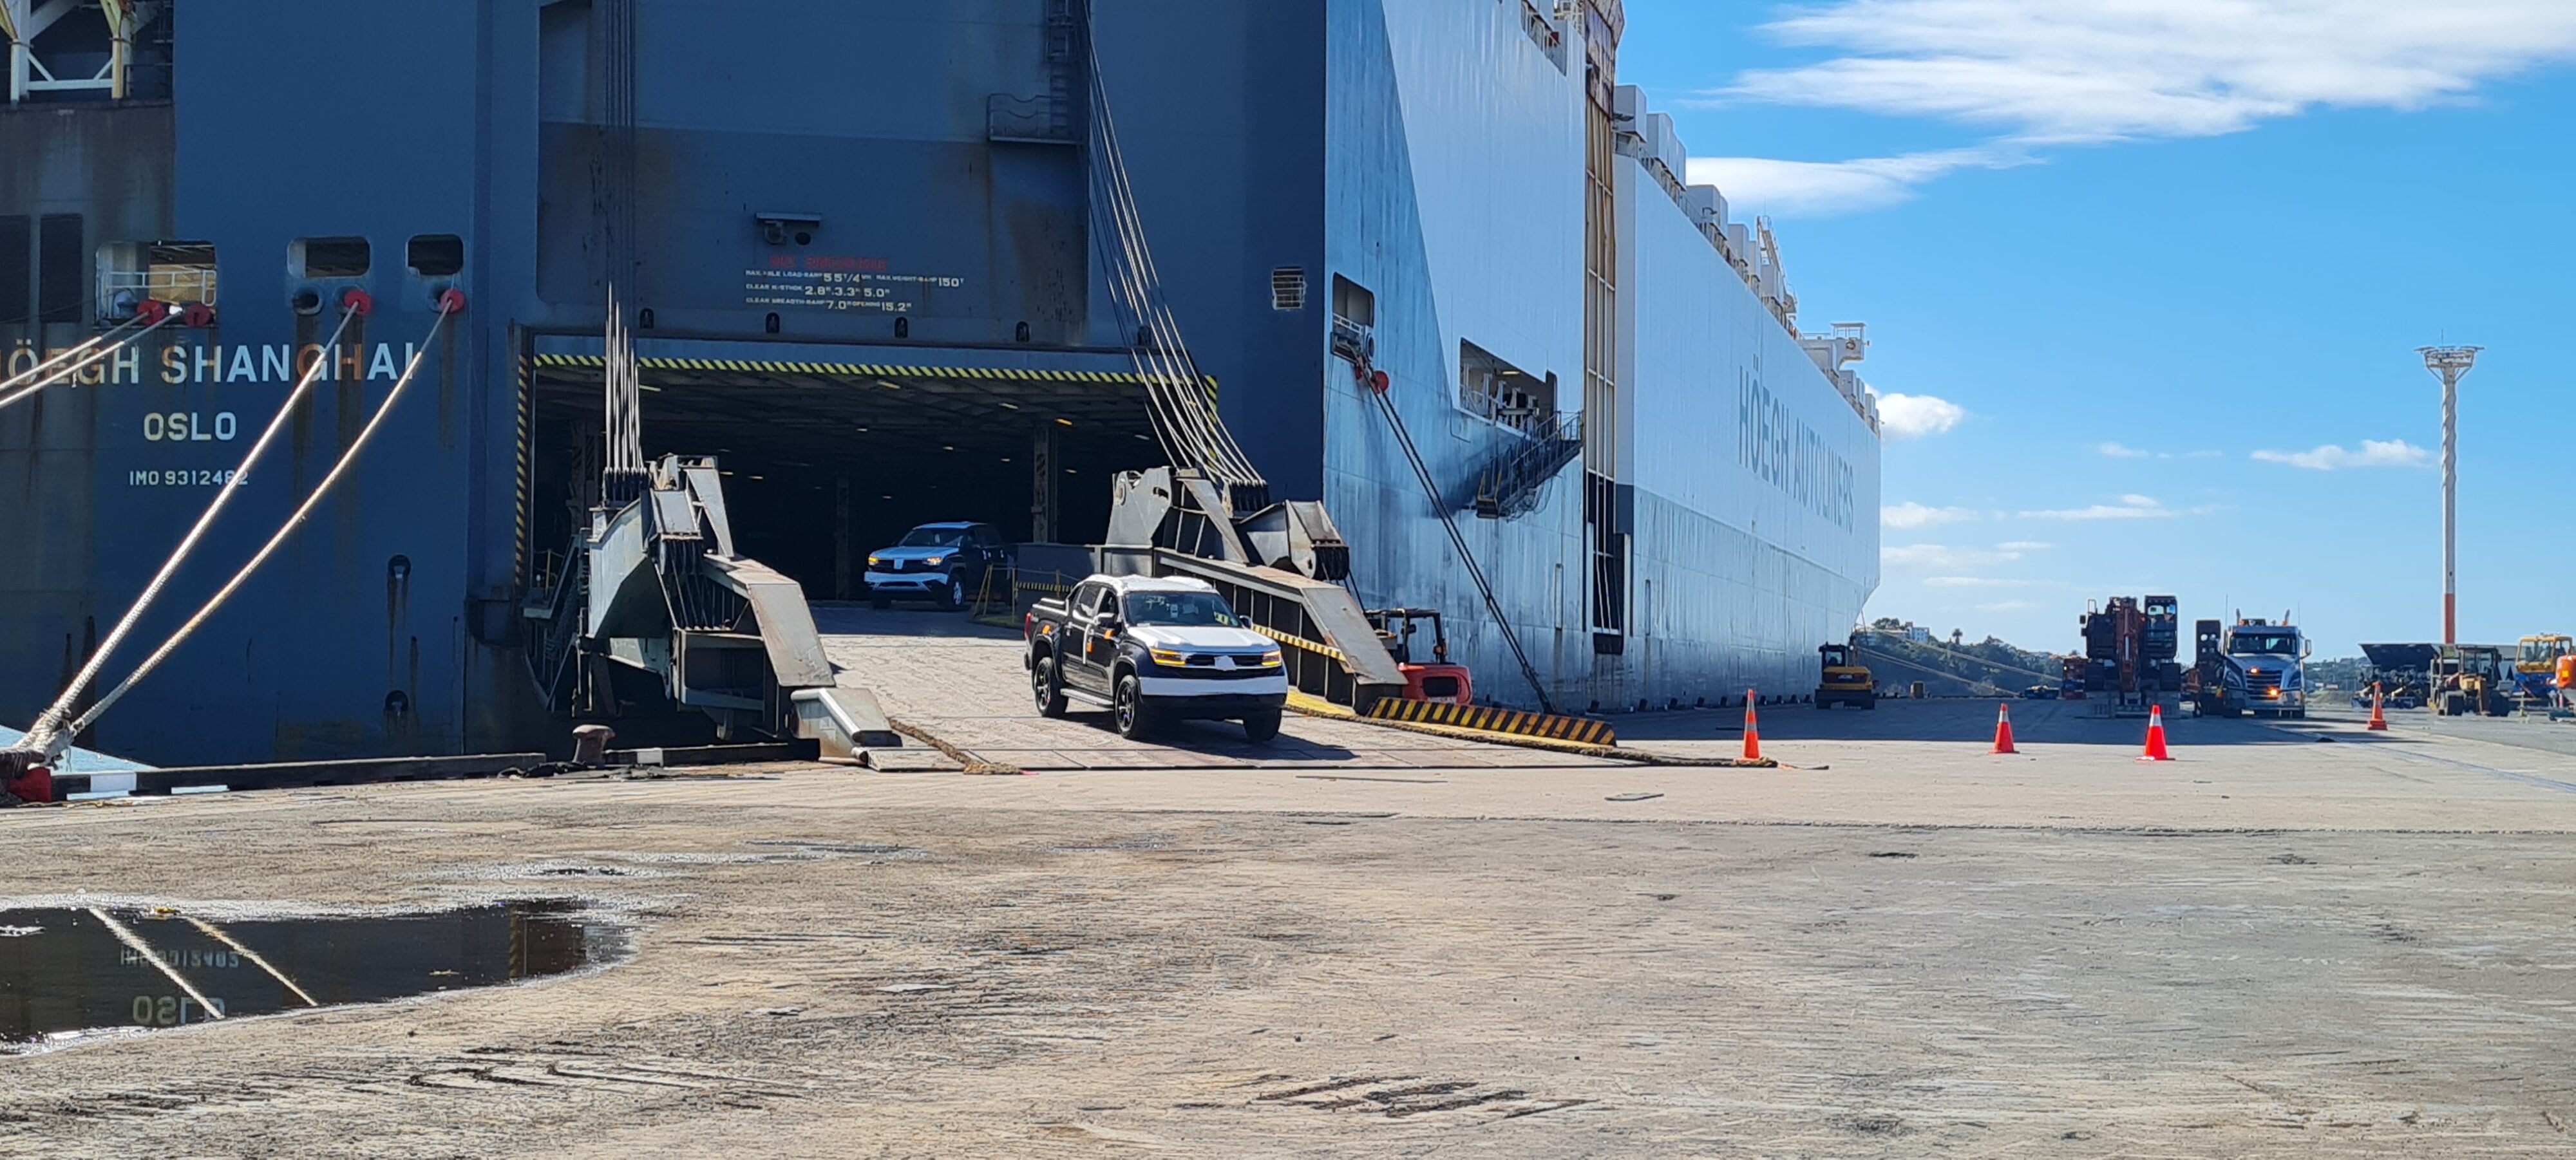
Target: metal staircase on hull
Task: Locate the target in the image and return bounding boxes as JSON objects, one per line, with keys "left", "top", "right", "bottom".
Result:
{"left": 1472, "top": 412, "right": 1585, "bottom": 520}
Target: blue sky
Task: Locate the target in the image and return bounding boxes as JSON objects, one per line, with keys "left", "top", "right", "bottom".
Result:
{"left": 1619, "top": 1, "right": 2576, "bottom": 655}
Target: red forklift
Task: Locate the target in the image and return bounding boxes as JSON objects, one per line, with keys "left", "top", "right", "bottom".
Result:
{"left": 1368, "top": 608, "right": 1473, "bottom": 706}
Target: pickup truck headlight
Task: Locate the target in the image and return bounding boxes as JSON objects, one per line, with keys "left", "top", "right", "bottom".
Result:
{"left": 866, "top": 555, "right": 882, "bottom": 566}
{"left": 925, "top": 555, "right": 947, "bottom": 567}
{"left": 1148, "top": 647, "right": 1191, "bottom": 668}
{"left": 1257, "top": 650, "right": 1283, "bottom": 666}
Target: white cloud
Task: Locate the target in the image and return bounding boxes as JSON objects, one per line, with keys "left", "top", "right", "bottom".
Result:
{"left": 2018, "top": 494, "right": 2178, "bottom": 521}
{"left": 1698, "top": 1, "right": 2576, "bottom": 214}
{"left": 1876, "top": 393, "right": 1966, "bottom": 439}
{"left": 1995, "top": 540, "right": 2052, "bottom": 552}
{"left": 2096, "top": 441, "right": 2153, "bottom": 458}
{"left": 1687, "top": 148, "right": 2027, "bottom": 215}
{"left": 1883, "top": 541, "right": 2042, "bottom": 570}
{"left": 2250, "top": 438, "right": 2431, "bottom": 470}
{"left": 1884, "top": 501, "right": 1979, "bottom": 529}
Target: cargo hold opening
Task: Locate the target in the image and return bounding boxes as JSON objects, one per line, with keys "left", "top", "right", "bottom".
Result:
{"left": 525, "top": 353, "right": 1168, "bottom": 599}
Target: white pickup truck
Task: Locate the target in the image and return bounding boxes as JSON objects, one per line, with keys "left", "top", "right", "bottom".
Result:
{"left": 1023, "top": 574, "right": 1288, "bottom": 742}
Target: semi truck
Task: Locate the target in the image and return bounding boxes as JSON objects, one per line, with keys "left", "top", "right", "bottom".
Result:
{"left": 2190, "top": 616, "right": 2311, "bottom": 718}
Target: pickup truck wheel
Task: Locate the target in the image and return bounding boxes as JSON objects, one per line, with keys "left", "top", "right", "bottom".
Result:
{"left": 1113, "top": 673, "right": 1155, "bottom": 740}
{"left": 1032, "top": 653, "right": 1067, "bottom": 718}
{"left": 939, "top": 573, "right": 966, "bottom": 610}
{"left": 1242, "top": 710, "right": 1281, "bottom": 744}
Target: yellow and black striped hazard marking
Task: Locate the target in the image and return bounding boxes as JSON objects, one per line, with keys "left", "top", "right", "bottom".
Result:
{"left": 529, "top": 353, "right": 1206, "bottom": 388}
{"left": 1245, "top": 624, "right": 1345, "bottom": 664}
{"left": 1368, "top": 698, "right": 1616, "bottom": 747}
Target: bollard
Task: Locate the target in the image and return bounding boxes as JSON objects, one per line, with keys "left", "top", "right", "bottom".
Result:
{"left": 571, "top": 724, "right": 616, "bottom": 767}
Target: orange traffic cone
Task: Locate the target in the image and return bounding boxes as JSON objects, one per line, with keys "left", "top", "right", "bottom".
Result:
{"left": 1741, "top": 689, "right": 1762, "bottom": 762}
{"left": 2365, "top": 685, "right": 2389, "bottom": 731}
{"left": 2138, "top": 705, "right": 2174, "bottom": 762}
{"left": 1990, "top": 702, "right": 2018, "bottom": 754}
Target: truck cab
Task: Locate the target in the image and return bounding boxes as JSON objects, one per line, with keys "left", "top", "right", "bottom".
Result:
{"left": 2195, "top": 617, "right": 2310, "bottom": 718}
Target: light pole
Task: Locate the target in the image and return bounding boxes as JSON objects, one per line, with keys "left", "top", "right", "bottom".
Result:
{"left": 2419, "top": 345, "right": 2480, "bottom": 645}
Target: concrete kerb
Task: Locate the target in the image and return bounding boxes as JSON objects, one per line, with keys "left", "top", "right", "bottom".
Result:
{"left": 1285, "top": 692, "right": 1776, "bottom": 768}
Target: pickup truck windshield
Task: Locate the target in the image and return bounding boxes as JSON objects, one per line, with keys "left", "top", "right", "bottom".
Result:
{"left": 898, "top": 527, "right": 967, "bottom": 547}
{"left": 1123, "top": 592, "right": 1240, "bottom": 627}
{"left": 2229, "top": 631, "right": 2298, "bottom": 656}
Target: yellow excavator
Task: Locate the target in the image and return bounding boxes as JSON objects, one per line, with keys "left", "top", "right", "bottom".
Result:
{"left": 1816, "top": 642, "right": 1877, "bottom": 710}
{"left": 2514, "top": 635, "right": 2571, "bottom": 709}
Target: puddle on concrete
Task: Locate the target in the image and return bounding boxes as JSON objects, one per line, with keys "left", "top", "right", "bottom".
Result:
{"left": 0, "top": 900, "right": 615, "bottom": 1049}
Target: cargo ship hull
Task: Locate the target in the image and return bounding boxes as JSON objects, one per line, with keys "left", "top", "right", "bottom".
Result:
{"left": 2, "top": 0, "right": 1876, "bottom": 765}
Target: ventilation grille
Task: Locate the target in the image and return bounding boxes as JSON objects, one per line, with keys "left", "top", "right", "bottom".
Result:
{"left": 1270, "top": 267, "right": 1306, "bottom": 312}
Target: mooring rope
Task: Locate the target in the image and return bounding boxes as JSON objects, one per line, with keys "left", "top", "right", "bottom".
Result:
{"left": 62, "top": 300, "right": 461, "bottom": 743}
{"left": 14, "top": 306, "right": 362, "bottom": 759}
{"left": 0, "top": 315, "right": 140, "bottom": 394}
{"left": 0, "top": 312, "right": 175, "bottom": 413}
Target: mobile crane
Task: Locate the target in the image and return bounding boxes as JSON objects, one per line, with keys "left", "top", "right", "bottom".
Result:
{"left": 2078, "top": 595, "right": 2182, "bottom": 718}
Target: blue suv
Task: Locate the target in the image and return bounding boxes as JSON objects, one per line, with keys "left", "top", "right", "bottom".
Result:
{"left": 865, "top": 521, "right": 1010, "bottom": 610}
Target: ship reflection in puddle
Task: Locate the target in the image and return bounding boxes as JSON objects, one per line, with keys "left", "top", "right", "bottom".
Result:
{"left": 0, "top": 901, "right": 610, "bottom": 1048}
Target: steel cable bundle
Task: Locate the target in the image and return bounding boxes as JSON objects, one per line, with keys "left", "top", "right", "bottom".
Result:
{"left": 1083, "top": 37, "right": 1267, "bottom": 500}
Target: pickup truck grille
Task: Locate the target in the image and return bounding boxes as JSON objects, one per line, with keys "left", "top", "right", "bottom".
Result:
{"left": 1168, "top": 667, "right": 1280, "bottom": 681}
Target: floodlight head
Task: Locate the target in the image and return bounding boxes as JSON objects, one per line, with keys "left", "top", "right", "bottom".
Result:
{"left": 2418, "top": 345, "right": 2481, "bottom": 374}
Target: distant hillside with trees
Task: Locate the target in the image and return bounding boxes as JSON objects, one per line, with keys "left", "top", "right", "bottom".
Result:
{"left": 2304, "top": 656, "right": 2369, "bottom": 693}
{"left": 1850, "top": 617, "right": 2065, "bottom": 697}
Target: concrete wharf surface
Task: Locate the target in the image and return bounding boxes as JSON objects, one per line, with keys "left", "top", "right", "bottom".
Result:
{"left": 5, "top": 611, "right": 2576, "bottom": 1157}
